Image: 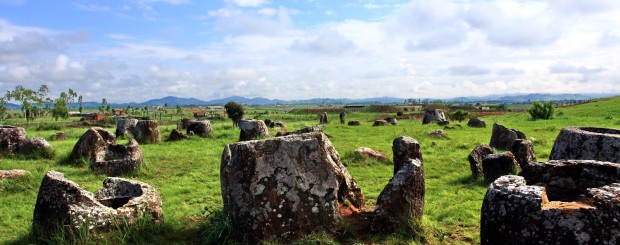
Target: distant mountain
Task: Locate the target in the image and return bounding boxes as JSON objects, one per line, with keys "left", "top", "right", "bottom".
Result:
{"left": 139, "top": 96, "right": 207, "bottom": 106}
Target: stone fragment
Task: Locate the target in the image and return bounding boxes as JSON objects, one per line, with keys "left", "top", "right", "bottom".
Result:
{"left": 238, "top": 119, "right": 269, "bottom": 141}
{"left": 179, "top": 118, "right": 194, "bottom": 130}
{"left": 482, "top": 152, "right": 520, "bottom": 181}
{"left": 17, "top": 137, "right": 54, "bottom": 158}
{"left": 275, "top": 125, "right": 323, "bottom": 137}
{"left": 467, "top": 117, "right": 486, "bottom": 128}
{"left": 220, "top": 132, "right": 364, "bottom": 242}
{"left": 549, "top": 127, "right": 620, "bottom": 163}
{"left": 319, "top": 112, "right": 328, "bottom": 124}
{"left": 481, "top": 160, "right": 620, "bottom": 244}
{"left": 69, "top": 127, "right": 116, "bottom": 162}
{"left": 264, "top": 119, "right": 273, "bottom": 128}
{"left": 0, "top": 169, "right": 28, "bottom": 179}
{"left": 347, "top": 120, "right": 361, "bottom": 126}
{"left": 373, "top": 135, "right": 424, "bottom": 232}
{"left": 115, "top": 119, "right": 138, "bottom": 138}
{"left": 90, "top": 139, "right": 144, "bottom": 176}
{"left": 386, "top": 117, "right": 397, "bottom": 125}
{"left": 468, "top": 144, "right": 495, "bottom": 179}
{"left": 0, "top": 126, "right": 27, "bottom": 155}
{"left": 168, "top": 129, "right": 189, "bottom": 141}
{"left": 186, "top": 120, "right": 212, "bottom": 137}
{"left": 489, "top": 123, "right": 526, "bottom": 149}
{"left": 373, "top": 120, "right": 388, "bottom": 126}
{"left": 133, "top": 120, "right": 161, "bottom": 143}
{"left": 339, "top": 112, "right": 346, "bottom": 124}
{"left": 510, "top": 139, "right": 537, "bottom": 168}
{"left": 33, "top": 171, "right": 162, "bottom": 235}
{"left": 355, "top": 147, "right": 387, "bottom": 161}
{"left": 422, "top": 108, "right": 448, "bottom": 125}
{"left": 428, "top": 129, "right": 447, "bottom": 138}
{"left": 274, "top": 121, "right": 285, "bottom": 128}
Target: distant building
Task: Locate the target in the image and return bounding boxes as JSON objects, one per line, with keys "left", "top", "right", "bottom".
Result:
{"left": 207, "top": 106, "right": 225, "bottom": 110}
{"left": 112, "top": 109, "right": 126, "bottom": 117}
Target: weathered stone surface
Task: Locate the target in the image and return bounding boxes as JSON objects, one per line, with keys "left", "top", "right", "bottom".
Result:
{"left": 428, "top": 129, "right": 447, "bottom": 138}
{"left": 392, "top": 136, "right": 423, "bottom": 175}
{"left": 115, "top": 119, "right": 138, "bottom": 138}
{"left": 186, "top": 120, "right": 212, "bottom": 137}
{"left": 422, "top": 109, "right": 448, "bottom": 125}
{"left": 347, "top": 120, "right": 361, "bottom": 126}
{"left": 264, "top": 119, "right": 273, "bottom": 128}
{"left": 467, "top": 117, "right": 486, "bottom": 128}
{"left": 179, "top": 118, "right": 194, "bottom": 130}
{"left": 373, "top": 135, "right": 424, "bottom": 232}
{"left": 482, "top": 152, "right": 520, "bottom": 181}
{"left": 319, "top": 112, "right": 328, "bottom": 124}
{"left": 33, "top": 171, "right": 162, "bottom": 235}
{"left": 69, "top": 127, "right": 116, "bottom": 162}
{"left": 489, "top": 123, "right": 526, "bottom": 149}
{"left": 510, "top": 139, "right": 536, "bottom": 169}
{"left": 355, "top": 147, "right": 387, "bottom": 161}
{"left": 0, "top": 169, "right": 28, "bottom": 179}
{"left": 238, "top": 119, "right": 269, "bottom": 141}
{"left": 373, "top": 120, "right": 388, "bottom": 126}
{"left": 133, "top": 120, "right": 161, "bottom": 143}
{"left": 0, "top": 126, "right": 27, "bottom": 155}
{"left": 386, "top": 117, "right": 397, "bottom": 125}
{"left": 339, "top": 112, "right": 346, "bottom": 124}
{"left": 220, "top": 132, "right": 365, "bottom": 241}
{"left": 274, "top": 121, "right": 285, "bottom": 128}
{"left": 168, "top": 129, "right": 189, "bottom": 141}
{"left": 468, "top": 144, "right": 496, "bottom": 179}
{"left": 90, "top": 139, "right": 144, "bottom": 176}
{"left": 481, "top": 160, "right": 620, "bottom": 245}
{"left": 275, "top": 125, "right": 323, "bottom": 137}
{"left": 549, "top": 127, "right": 620, "bottom": 163}
{"left": 17, "top": 137, "right": 54, "bottom": 158}
{"left": 51, "top": 132, "right": 68, "bottom": 141}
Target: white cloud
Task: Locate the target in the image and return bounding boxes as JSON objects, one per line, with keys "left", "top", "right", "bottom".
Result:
{"left": 447, "top": 65, "right": 491, "bottom": 76}
{"left": 290, "top": 31, "right": 357, "bottom": 56}
{"left": 226, "top": 0, "right": 270, "bottom": 8}
{"left": 208, "top": 6, "right": 294, "bottom": 36}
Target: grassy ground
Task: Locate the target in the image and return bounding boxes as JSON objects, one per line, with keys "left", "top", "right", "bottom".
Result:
{"left": 1, "top": 96, "right": 619, "bottom": 244}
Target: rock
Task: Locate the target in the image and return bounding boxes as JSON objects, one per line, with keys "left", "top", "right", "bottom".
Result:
{"left": 467, "top": 117, "right": 486, "bottom": 128}
{"left": 347, "top": 120, "right": 361, "bottom": 126}
{"left": 186, "top": 120, "right": 212, "bottom": 137}
{"left": 17, "top": 137, "right": 54, "bottom": 159}
{"left": 0, "top": 126, "right": 27, "bottom": 155}
{"left": 549, "top": 127, "right": 620, "bottom": 163}
{"left": 386, "top": 117, "right": 397, "bottom": 125}
{"left": 220, "top": 132, "right": 364, "bottom": 242}
{"left": 339, "top": 112, "right": 346, "bottom": 124}
{"left": 482, "top": 152, "right": 520, "bottom": 181}
{"left": 238, "top": 119, "right": 269, "bottom": 141}
{"left": 33, "top": 171, "right": 162, "bottom": 235}
{"left": 51, "top": 132, "right": 68, "bottom": 141}
{"left": 373, "top": 120, "right": 389, "bottom": 126}
{"left": 481, "top": 160, "right": 620, "bottom": 244}
{"left": 428, "top": 129, "right": 447, "bottom": 138}
{"left": 179, "top": 118, "right": 194, "bottom": 130}
{"left": 373, "top": 135, "right": 424, "bottom": 232}
{"left": 276, "top": 125, "right": 323, "bottom": 137}
{"left": 264, "top": 119, "right": 273, "bottom": 128}
{"left": 468, "top": 144, "right": 496, "bottom": 179}
{"left": 319, "top": 112, "right": 328, "bottom": 124}
{"left": 422, "top": 108, "right": 449, "bottom": 125}
{"left": 115, "top": 119, "right": 138, "bottom": 138}
{"left": 392, "top": 136, "right": 423, "bottom": 175}
{"left": 0, "top": 169, "right": 28, "bottom": 179}
{"left": 510, "top": 139, "right": 536, "bottom": 168}
{"left": 354, "top": 147, "right": 387, "bottom": 161}
{"left": 489, "top": 123, "right": 526, "bottom": 149}
{"left": 274, "top": 121, "right": 285, "bottom": 128}
{"left": 69, "top": 127, "right": 116, "bottom": 162}
{"left": 168, "top": 129, "right": 189, "bottom": 141}
{"left": 90, "top": 139, "right": 144, "bottom": 176}
{"left": 133, "top": 120, "right": 161, "bottom": 143}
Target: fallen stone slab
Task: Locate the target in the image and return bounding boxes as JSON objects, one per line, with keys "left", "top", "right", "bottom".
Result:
{"left": 33, "top": 171, "right": 162, "bottom": 235}
{"left": 354, "top": 147, "right": 387, "bottom": 161}
{"left": 0, "top": 169, "right": 29, "bottom": 179}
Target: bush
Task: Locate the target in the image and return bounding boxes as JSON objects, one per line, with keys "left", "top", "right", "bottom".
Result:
{"left": 396, "top": 111, "right": 404, "bottom": 116}
{"left": 450, "top": 110, "right": 469, "bottom": 122}
{"left": 528, "top": 101, "right": 555, "bottom": 120}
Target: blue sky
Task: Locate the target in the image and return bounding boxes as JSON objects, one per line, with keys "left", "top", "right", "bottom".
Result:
{"left": 0, "top": 0, "right": 619, "bottom": 103}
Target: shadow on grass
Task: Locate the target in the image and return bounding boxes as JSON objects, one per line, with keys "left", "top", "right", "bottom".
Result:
{"left": 450, "top": 174, "right": 491, "bottom": 188}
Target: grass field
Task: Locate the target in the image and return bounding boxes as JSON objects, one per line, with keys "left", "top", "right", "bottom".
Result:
{"left": 1, "top": 96, "right": 619, "bottom": 244}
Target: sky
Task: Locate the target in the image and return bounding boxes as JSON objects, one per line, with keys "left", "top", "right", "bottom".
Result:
{"left": 0, "top": 0, "right": 619, "bottom": 103}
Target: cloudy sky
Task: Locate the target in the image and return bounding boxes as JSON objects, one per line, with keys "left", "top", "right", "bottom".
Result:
{"left": 0, "top": 0, "right": 619, "bottom": 103}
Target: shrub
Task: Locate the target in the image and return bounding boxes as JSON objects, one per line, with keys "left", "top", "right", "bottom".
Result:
{"left": 528, "top": 101, "right": 555, "bottom": 120}
{"left": 396, "top": 111, "right": 404, "bottom": 116}
{"left": 450, "top": 109, "right": 469, "bottom": 122}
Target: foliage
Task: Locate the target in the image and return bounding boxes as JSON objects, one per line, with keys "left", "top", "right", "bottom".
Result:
{"left": 528, "top": 101, "right": 555, "bottom": 120}
{"left": 5, "top": 85, "right": 49, "bottom": 125}
{"left": 450, "top": 109, "right": 469, "bottom": 122}
{"left": 224, "top": 101, "right": 244, "bottom": 127}
{"left": 98, "top": 98, "right": 109, "bottom": 114}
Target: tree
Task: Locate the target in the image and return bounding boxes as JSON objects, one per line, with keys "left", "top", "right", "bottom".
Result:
{"left": 99, "top": 98, "right": 108, "bottom": 113}
{"left": 78, "top": 95, "right": 83, "bottom": 113}
{"left": 50, "top": 89, "right": 78, "bottom": 121}
{"left": 176, "top": 105, "right": 182, "bottom": 115}
{"left": 450, "top": 109, "right": 469, "bottom": 122}
{"left": 224, "top": 101, "right": 244, "bottom": 127}
{"left": 528, "top": 101, "right": 555, "bottom": 120}
{"left": 5, "top": 85, "right": 49, "bottom": 125}
{"left": 0, "top": 97, "right": 7, "bottom": 120}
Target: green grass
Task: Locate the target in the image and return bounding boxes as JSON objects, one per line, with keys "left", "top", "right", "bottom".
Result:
{"left": 1, "top": 96, "right": 619, "bottom": 244}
